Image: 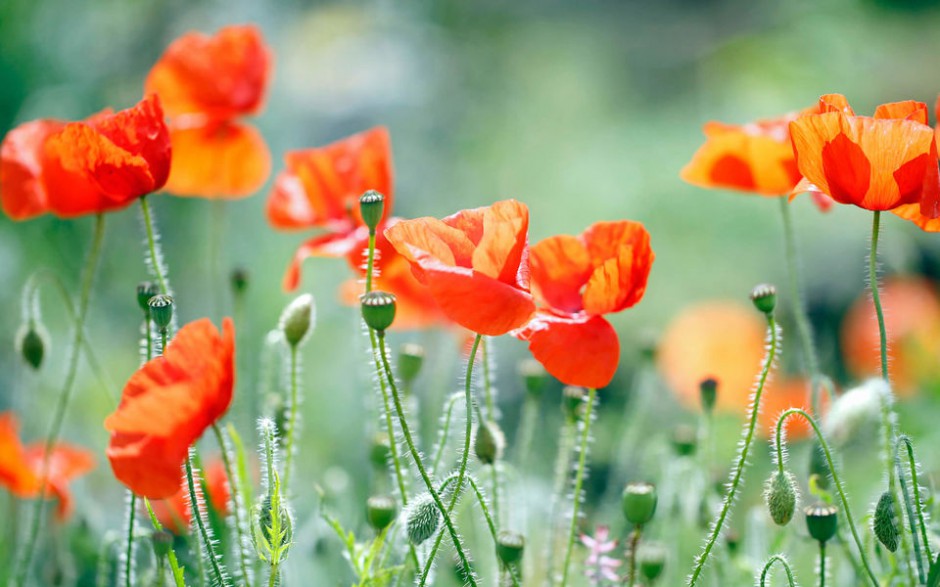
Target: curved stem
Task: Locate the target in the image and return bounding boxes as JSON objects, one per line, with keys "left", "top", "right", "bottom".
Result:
{"left": 896, "top": 434, "right": 931, "bottom": 582}
{"left": 775, "top": 409, "right": 879, "bottom": 586}
{"left": 687, "top": 315, "right": 778, "bottom": 586}
{"left": 140, "top": 196, "right": 170, "bottom": 295}
{"left": 213, "top": 423, "right": 253, "bottom": 585}
{"left": 13, "top": 213, "right": 106, "bottom": 587}
{"left": 560, "top": 386, "right": 597, "bottom": 586}
{"left": 869, "top": 210, "right": 888, "bottom": 379}
{"left": 283, "top": 345, "right": 299, "bottom": 494}
{"left": 186, "top": 453, "right": 231, "bottom": 587}
{"left": 123, "top": 493, "right": 137, "bottom": 587}
{"left": 143, "top": 499, "right": 185, "bottom": 587}
{"left": 759, "top": 555, "right": 796, "bottom": 587}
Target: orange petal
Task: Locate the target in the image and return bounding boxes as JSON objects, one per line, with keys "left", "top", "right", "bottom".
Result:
{"left": 515, "top": 312, "right": 619, "bottom": 388}
{"left": 581, "top": 221, "right": 654, "bottom": 315}
{"left": 146, "top": 25, "right": 272, "bottom": 119}
{"left": 164, "top": 120, "right": 270, "bottom": 198}
{"left": 471, "top": 199, "right": 530, "bottom": 284}
{"left": 892, "top": 202, "right": 940, "bottom": 231}
{"left": 0, "top": 412, "right": 40, "bottom": 496}
{"left": 384, "top": 216, "right": 471, "bottom": 276}
{"left": 874, "top": 100, "right": 929, "bottom": 125}
{"left": 23, "top": 444, "right": 94, "bottom": 520}
{"left": 0, "top": 120, "right": 63, "bottom": 220}
{"left": 818, "top": 94, "right": 854, "bottom": 115}
{"left": 758, "top": 379, "right": 822, "bottom": 440}
{"left": 529, "top": 235, "right": 592, "bottom": 313}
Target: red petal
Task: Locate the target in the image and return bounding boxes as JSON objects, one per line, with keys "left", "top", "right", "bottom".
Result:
{"left": 515, "top": 312, "right": 619, "bottom": 388}
{"left": 529, "top": 234, "right": 592, "bottom": 313}
{"left": 0, "top": 120, "right": 63, "bottom": 220}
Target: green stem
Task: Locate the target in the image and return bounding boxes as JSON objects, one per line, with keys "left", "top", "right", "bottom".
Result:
{"left": 774, "top": 409, "right": 878, "bottom": 586}
{"left": 490, "top": 464, "right": 500, "bottom": 530}
{"left": 481, "top": 337, "right": 494, "bottom": 418}
{"left": 185, "top": 453, "right": 231, "bottom": 587}
{"left": 627, "top": 526, "right": 642, "bottom": 587}
{"left": 143, "top": 499, "right": 185, "bottom": 587}
{"left": 759, "top": 555, "right": 797, "bottom": 587}
{"left": 13, "top": 213, "right": 106, "bottom": 587}
{"left": 283, "top": 345, "right": 299, "bottom": 495}
{"left": 365, "top": 231, "right": 377, "bottom": 293}
{"left": 379, "top": 332, "right": 479, "bottom": 586}
{"left": 819, "top": 542, "right": 826, "bottom": 587}
{"left": 140, "top": 196, "right": 170, "bottom": 295}
{"left": 431, "top": 393, "right": 462, "bottom": 474}
{"left": 897, "top": 435, "right": 930, "bottom": 583}
{"left": 144, "top": 312, "right": 152, "bottom": 363}
{"left": 123, "top": 493, "right": 137, "bottom": 587}
{"left": 213, "top": 423, "right": 253, "bottom": 586}
{"left": 869, "top": 210, "right": 888, "bottom": 379}
{"left": 559, "top": 386, "right": 597, "bottom": 586}
{"left": 267, "top": 562, "right": 279, "bottom": 587}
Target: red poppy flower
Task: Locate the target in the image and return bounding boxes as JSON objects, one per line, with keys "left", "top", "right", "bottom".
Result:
{"left": 789, "top": 94, "right": 940, "bottom": 215}
{"left": 385, "top": 199, "right": 535, "bottom": 336}
{"left": 0, "top": 412, "right": 94, "bottom": 520}
{"left": 1, "top": 95, "right": 171, "bottom": 220}
{"left": 105, "top": 318, "right": 235, "bottom": 499}
{"left": 151, "top": 459, "right": 230, "bottom": 534}
{"left": 513, "top": 220, "right": 654, "bottom": 388}
{"left": 146, "top": 25, "right": 272, "bottom": 198}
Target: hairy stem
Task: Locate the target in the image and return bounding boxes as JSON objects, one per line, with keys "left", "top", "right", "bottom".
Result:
{"left": 896, "top": 434, "right": 930, "bottom": 583}
{"left": 143, "top": 499, "right": 186, "bottom": 587}
{"left": 186, "top": 453, "right": 231, "bottom": 587}
{"left": 560, "top": 386, "right": 598, "bottom": 586}
{"left": 283, "top": 345, "right": 299, "bottom": 494}
{"left": 140, "top": 196, "right": 170, "bottom": 295}
{"left": 759, "top": 555, "right": 797, "bottom": 587}
{"left": 123, "top": 493, "right": 137, "bottom": 587}
{"left": 213, "top": 423, "right": 253, "bottom": 585}
{"left": 627, "top": 526, "right": 642, "bottom": 587}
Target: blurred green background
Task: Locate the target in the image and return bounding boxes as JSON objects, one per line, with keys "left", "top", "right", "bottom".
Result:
{"left": 6, "top": 0, "right": 940, "bottom": 585}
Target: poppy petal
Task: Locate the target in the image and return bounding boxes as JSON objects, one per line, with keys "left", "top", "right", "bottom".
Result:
{"left": 471, "top": 199, "right": 530, "bottom": 284}
{"left": 515, "top": 312, "right": 620, "bottom": 388}
{"left": 0, "top": 120, "right": 63, "bottom": 220}
{"left": 0, "top": 413, "right": 40, "bottom": 496}
{"left": 581, "top": 221, "right": 654, "bottom": 315}
{"left": 529, "top": 235, "right": 592, "bottom": 313}
{"left": 874, "top": 100, "right": 929, "bottom": 125}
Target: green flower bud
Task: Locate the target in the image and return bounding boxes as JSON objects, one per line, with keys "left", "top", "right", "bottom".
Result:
{"left": 873, "top": 490, "right": 900, "bottom": 552}
{"left": 562, "top": 386, "right": 586, "bottom": 420}
{"left": 699, "top": 378, "right": 718, "bottom": 413}
{"left": 252, "top": 492, "right": 293, "bottom": 563}
{"left": 366, "top": 495, "right": 397, "bottom": 531}
{"left": 398, "top": 343, "right": 424, "bottom": 385}
{"left": 151, "top": 529, "right": 173, "bottom": 557}
{"left": 750, "top": 283, "right": 777, "bottom": 315}
{"left": 16, "top": 322, "right": 46, "bottom": 370}
{"left": 369, "top": 433, "right": 392, "bottom": 469}
{"left": 622, "top": 482, "right": 658, "bottom": 526}
{"left": 136, "top": 281, "right": 159, "bottom": 313}
{"left": 230, "top": 267, "right": 249, "bottom": 296}
{"left": 474, "top": 420, "right": 505, "bottom": 465}
{"left": 148, "top": 294, "right": 174, "bottom": 333}
{"left": 804, "top": 503, "right": 838, "bottom": 544}
{"left": 519, "top": 359, "right": 548, "bottom": 398}
{"left": 406, "top": 493, "right": 440, "bottom": 545}
{"left": 671, "top": 425, "right": 697, "bottom": 457}
{"left": 637, "top": 542, "right": 667, "bottom": 582}
{"left": 359, "top": 190, "right": 386, "bottom": 233}
{"left": 764, "top": 471, "right": 799, "bottom": 526}
{"left": 495, "top": 531, "right": 525, "bottom": 566}
{"left": 280, "top": 293, "right": 316, "bottom": 348}
{"left": 360, "top": 291, "right": 396, "bottom": 332}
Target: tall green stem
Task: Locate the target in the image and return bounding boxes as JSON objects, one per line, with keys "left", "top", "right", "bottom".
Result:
{"left": 283, "top": 345, "right": 299, "bottom": 494}
{"left": 759, "top": 555, "right": 797, "bottom": 587}
{"left": 687, "top": 314, "right": 778, "bottom": 586}
{"left": 185, "top": 453, "right": 231, "bottom": 587}
{"left": 819, "top": 543, "right": 826, "bottom": 587}
{"left": 143, "top": 499, "right": 185, "bottom": 587}
{"left": 13, "top": 213, "right": 106, "bottom": 587}
{"left": 213, "top": 423, "right": 253, "bottom": 585}
{"left": 627, "top": 526, "right": 642, "bottom": 587}
{"left": 896, "top": 435, "right": 930, "bottom": 583}
{"left": 365, "top": 231, "right": 377, "bottom": 293}
{"left": 140, "top": 196, "right": 170, "bottom": 295}
{"left": 560, "top": 386, "right": 598, "bottom": 586}
{"left": 869, "top": 211, "right": 888, "bottom": 379}
{"left": 123, "top": 494, "right": 137, "bottom": 587}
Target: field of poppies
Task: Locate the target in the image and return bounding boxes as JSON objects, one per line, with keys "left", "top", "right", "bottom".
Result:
{"left": 7, "top": 2, "right": 940, "bottom": 587}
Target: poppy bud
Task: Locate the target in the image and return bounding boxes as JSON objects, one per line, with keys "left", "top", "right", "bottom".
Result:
{"left": 148, "top": 294, "right": 174, "bottom": 333}
{"left": 671, "top": 425, "right": 697, "bottom": 457}
{"left": 764, "top": 471, "right": 799, "bottom": 526}
{"left": 750, "top": 283, "right": 777, "bottom": 315}
{"left": 699, "top": 378, "right": 718, "bottom": 413}
{"left": 366, "top": 495, "right": 397, "bottom": 531}
{"left": 519, "top": 359, "right": 547, "bottom": 398}
{"left": 873, "top": 490, "right": 900, "bottom": 552}
{"left": 136, "top": 281, "right": 159, "bottom": 313}
{"left": 637, "top": 542, "right": 667, "bottom": 582}
{"left": 562, "top": 386, "right": 586, "bottom": 420}
{"left": 495, "top": 531, "right": 525, "bottom": 565}
{"left": 16, "top": 322, "right": 46, "bottom": 370}
{"left": 805, "top": 503, "right": 838, "bottom": 544}
{"left": 253, "top": 492, "right": 294, "bottom": 562}
{"left": 280, "top": 294, "right": 316, "bottom": 348}
{"left": 359, "top": 190, "right": 386, "bottom": 233}
{"left": 360, "top": 291, "right": 396, "bottom": 333}
{"left": 622, "top": 482, "right": 658, "bottom": 526}
{"left": 406, "top": 493, "right": 440, "bottom": 545}
{"left": 151, "top": 529, "right": 173, "bottom": 557}
{"left": 230, "top": 267, "right": 249, "bottom": 296}
{"left": 369, "top": 433, "right": 392, "bottom": 469}
{"left": 474, "top": 420, "right": 505, "bottom": 465}
{"left": 398, "top": 343, "right": 424, "bottom": 385}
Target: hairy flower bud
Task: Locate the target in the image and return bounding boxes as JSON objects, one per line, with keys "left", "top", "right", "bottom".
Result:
{"left": 750, "top": 283, "right": 777, "bottom": 315}
{"left": 360, "top": 291, "right": 397, "bottom": 332}
{"left": 474, "top": 420, "right": 505, "bottom": 465}
{"left": 406, "top": 493, "right": 440, "bottom": 545}
{"left": 495, "top": 531, "right": 525, "bottom": 566}
{"left": 366, "top": 495, "right": 397, "bottom": 531}
{"left": 280, "top": 293, "right": 316, "bottom": 348}
{"left": 873, "top": 490, "right": 900, "bottom": 552}
{"left": 764, "top": 471, "right": 799, "bottom": 526}
{"left": 805, "top": 503, "right": 838, "bottom": 544}
{"left": 16, "top": 322, "right": 47, "bottom": 370}
{"left": 253, "top": 486, "right": 293, "bottom": 563}
{"left": 622, "top": 482, "right": 658, "bottom": 526}
{"left": 136, "top": 281, "right": 159, "bottom": 313}
{"left": 148, "top": 294, "right": 174, "bottom": 333}
{"left": 151, "top": 529, "right": 173, "bottom": 557}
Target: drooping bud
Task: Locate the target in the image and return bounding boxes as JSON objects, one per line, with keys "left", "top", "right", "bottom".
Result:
{"left": 366, "top": 495, "right": 397, "bottom": 531}
{"left": 805, "top": 503, "right": 838, "bottom": 544}
{"left": 136, "top": 281, "right": 159, "bottom": 313}
{"left": 406, "top": 493, "right": 440, "bottom": 545}
{"left": 671, "top": 425, "right": 697, "bottom": 457}
{"left": 369, "top": 433, "right": 392, "bottom": 469}
{"left": 398, "top": 343, "right": 425, "bottom": 385}
{"left": 474, "top": 420, "right": 505, "bottom": 465}
{"left": 519, "top": 359, "right": 548, "bottom": 398}
{"left": 151, "top": 529, "right": 173, "bottom": 557}
{"left": 230, "top": 268, "right": 249, "bottom": 296}
{"left": 750, "top": 283, "right": 777, "bottom": 315}
{"left": 279, "top": 293, "right": 316, "bottom": 348}
{"left": 148, "top": 294, "right": 174, "bottom": 333}
{"left": 495, "top": 531, "right": 525, "bottom": 566}
{"left": 562, "top": 386, "right": 586, "bottom": 420}
{"left": 764, "top": 471, "right": 799, "bottom": 526}
{"left": 359, "top": 190, "right": 385, "bottom": 233}
{"left": 699, "top": 378, "right": 718, "bottom": 413}
{"left": 360, "top": 291, "right": 396, "bottom": 332}
{"left": 637, "top": 542, "right": 667, "bottom": 583}
{"left": 873, "top": 490, "right": 900, "bottom": 552}
{"left": 622, "top": 482, "right": 658, "bottom": 526}
{"left": 16, "top": 322, "right": 47, "bottom": 370}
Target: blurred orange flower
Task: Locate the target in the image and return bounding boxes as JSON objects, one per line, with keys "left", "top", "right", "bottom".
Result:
{"left": 385, "top": 199, "right": 536, "bottom": 336}
{"left": 842, "top": 276, "right": 940, "bottom": 395}
{"left": 146, "top": 25, "right": 272, "bottom": 197}
{"left": 514, "top": 220, "right": 654, "bottom": 388}
{"left": 151, "top": 460, "right": 230, "bottom": 534}
{"left": 105, "top": 318, "right": 235, "bottom": 499}
{"left": 1, "top": 95, "right": 171, "bottom": 220}
{"left": 790, "top": 94, "right": 940, "bottom": 216}
{"left": 0, "top": 412, "right": 94, "bottom": 520}
{"left": 758, "top": 378, "right": 820, "bottom": 441}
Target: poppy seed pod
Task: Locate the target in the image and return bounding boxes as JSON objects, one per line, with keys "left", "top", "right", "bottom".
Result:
{"left": 495, "top": 531, "right": 525, "bottom": 565}
{"left": 637, "top": 542, "right": 667, "bottom": 582}
{"left": 474, "top": 420, "right": 505, "bottom": 465}
{"left": 750, "top": 284, "right": 777, "bottom": 315}
{"left": 137, "top": 281, "right": 159, "bottom": 313}
{"left": 873, "top": 490, "right": 900, "bottom": 552}
{"left": 671, "top": 425, "right": 697, "bottom": 457}
{"left": 764, "top": 471, "right": 799, "bottom": 526}
{"left": 151, "top": 530, "right": 173, "bottom": 557}
{"left": 406, "top": 493, "right": 440, "bottom": 545}
{"left": 279, "top": 293, "right": 315, "bottom": 348}
{"left": 562, "top": 386, "right": 586, "bottom": 420}
{"left": 16, "top": 322, "right": 46, "bottom": 370}
{"left": 398, "top": 343, "right": 424, "bottom": 385}
{"left": 622, "top": 482, "right": 658, "bottom": 526}
{"left": 366, "top": 495, "right": 397, "bottom": 531}
{"left": 519, "top": 359, "right": 548, "bottom": 398}
{"left": 360, "top": 291, "right": 397, "bottom": 332}
{"left": 148, "top": 294, "right": 174, "bottom": 333}
{"left": 359, "top": 190, "right": 385, "bottom": 233}
{"left": 369, "top": 433, "right": 392, "bottom": 469}
{"left": 805, "top": 503, "right": 838, "bottom": 544}
{"left": 699, "top": 378, "right": 718, "bottom": 413}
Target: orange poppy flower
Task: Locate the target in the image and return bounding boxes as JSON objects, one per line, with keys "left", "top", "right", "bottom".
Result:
{"left": 151, "top": 459, "right": 230, "bottom": 534}
{"left": 1, "top": 95, "right": 171, "bottom": 220}
{"left": 105, "top": 318, "right": 235, "bottom": 499}
{"left": 146, "top": 25, "right": 272, "bottom": 198}
{"left": 385, "top": 199, "right": 535, "bottom": 336}
{"left": 758, "top": 378, "right": 821, "bottom": 441}
{"left": 0, "top": 412, "right": 94, "bottom": 520}
{"left": 789, "top": 94, "right": 940, "bottom": 215}
{"left": 842, "top": 276, "right": 940, "bottom": 395}
{"left": 513, "top": 220, "right": 654, "bottom": 388}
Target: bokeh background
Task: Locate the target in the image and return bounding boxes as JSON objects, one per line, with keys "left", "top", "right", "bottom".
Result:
{"left": 6, "top": 0, "right": 940, "bottom": 585}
